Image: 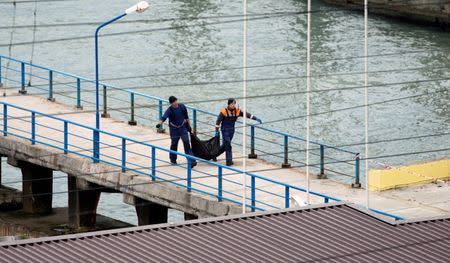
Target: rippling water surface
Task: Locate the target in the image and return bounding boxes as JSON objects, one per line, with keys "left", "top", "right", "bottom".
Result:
{"left": 0, "top": 0, "right": 448, "bottom": 224}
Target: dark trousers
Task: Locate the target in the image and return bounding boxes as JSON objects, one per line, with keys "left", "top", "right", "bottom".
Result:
{"left": 169, "top": 128, "right": 193, "bottom": 163}
{"left": 219, "top": 128, "right": 235, "bottom": 164}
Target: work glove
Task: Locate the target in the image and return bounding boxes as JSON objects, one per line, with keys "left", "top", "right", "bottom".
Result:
{"left": 215, "top": 131, "right": 220, "bottom": 137}
{"left": 156, "top": 124, "right": 162, "bottom": 129}
{"left": 255, "top": 117, "right": 262, "bottom": 124}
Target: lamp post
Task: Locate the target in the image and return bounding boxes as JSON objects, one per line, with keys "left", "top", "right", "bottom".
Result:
{"left": 363, "top": 0, "right": 369, "bottom": 209}
{"left": 305, "top": 0, "right": 312, "bottom": 205}
{"left": 93, "top": 1, "right": 149, "bottom": 162}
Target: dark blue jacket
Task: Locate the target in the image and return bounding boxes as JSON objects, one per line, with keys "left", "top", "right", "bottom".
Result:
{"left": 161, "top": 104, "right": 189, "bottom": 130}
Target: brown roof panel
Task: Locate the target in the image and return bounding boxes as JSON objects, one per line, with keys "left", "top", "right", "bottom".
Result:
{"left": 1, "top": 203, "right": 449, "bottom": 263}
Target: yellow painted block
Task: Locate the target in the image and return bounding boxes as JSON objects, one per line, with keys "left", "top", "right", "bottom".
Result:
{"left": 369, "top": 159, "right": 450, "bottom": 191}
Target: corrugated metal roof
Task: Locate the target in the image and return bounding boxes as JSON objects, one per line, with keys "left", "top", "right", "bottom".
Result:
{"left": 1, "top": 203, "right": 449, "bottom": 263}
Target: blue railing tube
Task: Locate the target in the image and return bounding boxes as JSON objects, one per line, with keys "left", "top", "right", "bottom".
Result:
{"left": 282, "top": 135, "right": 291, "bottom": 168}
{"left": 151, "top": 146, "right": 156, "bottom": 181}
{"left": 31, "top": 112, "right": 36, "bottom": 145}
{"left": 76, "top": 78, "right": 82, "bottom": 109}
{"left": 285, "top": 186, "right": 290, "bottom": 208}
{"left": 93, "top": 130, "right": 100, "bottom": 162}
{"left": 187, "top": 158, "right": 192, "bottom": 192}
{"left": 251, "top": 176, "right": 256, "bottom": 212}
{"left": 3, "top": 104, "right": 7, "bottom": 136}
{"left": 192, "top": 109, "right": 197, "bottom": 134}
{"left": 128, "top": 92, "right": 137, "bottom": 126}
{"left": 157, "top": 100, "right": 164, "bottom": 133}
{"left": 352, "top": 153, "right": 362, "bottom": 188}
{"left": 248, "top": 125, "right": 257, "bottom": 159}
{"left": 121, "top": 138, "right": 126, "bottom": 172}
{"left": 19, "top": 62, "right": 26, "bottom": 94}
{"left": 48, "top": 70, "right": 55, "bottom": 102}
{"left": 63, "top": 121, "right": 68, "bottom": 154}
{"left": 218, "top": 166, "right": 223, "bottom": 201}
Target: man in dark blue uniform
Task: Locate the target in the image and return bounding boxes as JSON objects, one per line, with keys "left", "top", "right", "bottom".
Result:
{"left": 215, "top": 98, "right": 262, "bottom": 166}
{"left": 156, "top": 96, "right": 197, "bottom": 167}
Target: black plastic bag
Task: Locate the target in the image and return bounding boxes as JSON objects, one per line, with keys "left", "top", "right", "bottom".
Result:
{"left": 190, "top": 133, "right": 221, "bottom": 160}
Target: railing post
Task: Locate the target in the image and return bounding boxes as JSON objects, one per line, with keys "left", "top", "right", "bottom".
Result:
{"left": 93, "top": 130, "right": 100, "bottom": 163}
{"left": 248, "top": 125, "right": 257, "bottom": 159}
{"left": 31, "top": 112, "right": 35, "bottom": 145}
{"left": 352, "top": 153, "right": 361, "bottom": 188}
{"left": 47, "top": 70, "right": 55, "bottom": 102}
{"left": 285, "top": 186, "right": 290, "bottom": 208}
{"left": 121, "top": 138, "right": 126, "bottom": 172}
{"left": 76, "top": 78, "right": 83, "bottom": 109}
{"left": 218, "top": 166, "right": 223, "bottom": 201}
{"left": 251, "top": 176, "right": 256, "bottom": 212}
{"left": 151, "top": 146, "right": 156, "bottom": 181}
{"left": 3, "top": 104, "right": 7, "bottom": 136}
{"left": 63, "top": 121, "right": 68, "bottom": 154}
{"left": 192, "top": 109, "right": 197, "bottom": 134}
{"left": 128, "top": 92, "right": 137, "bottom": 126}
{"left": 281, "top": 135, "right": 291, "bottom": 168}
{"left": 157, "top": 100, "right": 165, "bottom": 133}
{"left": 19, "top": 62, "right": 27, "bottom": 94}
{"left": 317, "top": 144, "right": 326, "bottom": 179}
{"left": 101, "top": 85, "right": 110, "bottom": 118}
{"left": 187, "top": 158, "right": 192, "bottom": 192}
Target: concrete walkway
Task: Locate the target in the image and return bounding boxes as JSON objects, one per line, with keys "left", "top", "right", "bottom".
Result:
{"left": 1, "top": 93, "right": 449, "bottom": 219}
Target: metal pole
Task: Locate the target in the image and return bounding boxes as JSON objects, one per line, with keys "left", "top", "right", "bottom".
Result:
{"left": 48, "top": 70, "right": 55, "bottom": 102}
{"left": 306, "top": 0, "right": 312, "bottom": 205}
{"left": 76, "top": 78, "right": 82, "bottom": 109}
{"left": 364, "top": 0, "right": 370, "bottom": 209}
{"left": 94, "top": 13, "right": 127, "bottom": 162}
{"left": 242, "top": 0, "right": 248, "bottom": 214}
{"left": 101, "top": 85, "right": 110, "bottom": 118}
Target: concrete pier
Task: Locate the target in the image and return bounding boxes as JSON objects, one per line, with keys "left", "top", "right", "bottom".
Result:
{"left": 68, "top": 176, "right": 101, "bottom": 229}
{"left": 323, "top": 0, "right": 450, "bottom": 28}
{"left": 19, "top": 161, "right": 53, "bottom": 214}
{"left": 124, "top": 194, "right": 168, "bottom": 226}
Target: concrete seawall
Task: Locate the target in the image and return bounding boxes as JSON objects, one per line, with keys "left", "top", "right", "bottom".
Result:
{"left": 323, "top": 0, "right": 450, "bottom": 28}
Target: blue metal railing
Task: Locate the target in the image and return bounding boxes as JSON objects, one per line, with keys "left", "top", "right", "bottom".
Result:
{"left": 0, "top": 56, "right": 404, "bottom": 220}
{"left": 0, "top": 101, "right": 342, "bottom": 212}
{"left": 0, "top": 55, "right": 361, "bottom": 185}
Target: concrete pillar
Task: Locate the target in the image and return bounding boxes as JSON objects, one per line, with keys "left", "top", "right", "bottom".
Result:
{"left": 184, "top": 213, "right": 198, "bottom": 221}
{"left": 68, "top": 176, "right": 101, "bottom": 229}
{"left": 20, "top": 161, "right": 53, "bottom": 214}
{"left": 123, "top": 194, "right": 168, "bottom": 226}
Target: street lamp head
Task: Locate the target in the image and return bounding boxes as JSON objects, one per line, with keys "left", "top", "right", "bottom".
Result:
{"left": 125, "top": 1, "right": 150, "bottom": 15}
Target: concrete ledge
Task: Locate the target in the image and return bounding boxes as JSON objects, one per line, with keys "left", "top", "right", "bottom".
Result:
{"left": 369, "top": 159, "right": 450, "bottom": 191}
{"left": 323, "top": 0, "right": 450, "bottom": 27}
{"left": 0, "top": 136, "right": 242, "bottom": 218}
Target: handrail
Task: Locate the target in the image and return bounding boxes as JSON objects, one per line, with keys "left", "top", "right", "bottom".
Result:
{"left": 0, "top": 101, "right": 340, "bottom": 202}
{"left": 0, "top": 54, "right": 356, "bottom": 153}
{"left": 0, "top": 54, "right": 361, "bottom": 186}
{"left": 0, "top": 78, "right": 404, "bottom": 220}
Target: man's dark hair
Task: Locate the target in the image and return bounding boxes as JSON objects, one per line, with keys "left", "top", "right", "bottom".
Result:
{"left": 169, "top": 96, "right": 178, "bottom": 104}
{"left": 227, "top": 98, "right": 236, "bottom": 105}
